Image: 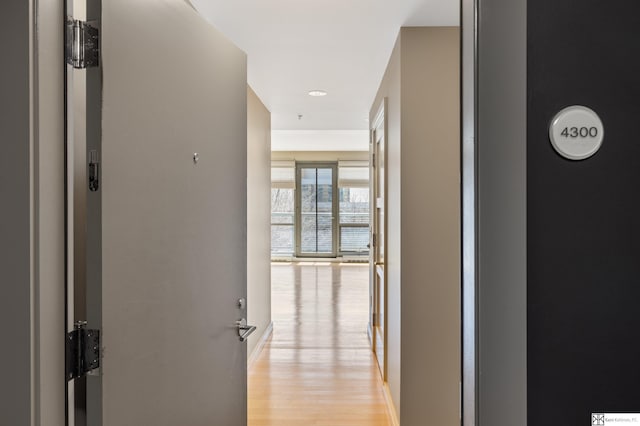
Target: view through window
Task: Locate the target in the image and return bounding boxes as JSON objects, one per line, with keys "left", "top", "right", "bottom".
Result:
{"left": 339, "top": 187, "right": 369, "bottom": 253}
{"left": 299, "top": 166, "right": 335, "bottom": 255}
{"left": 271, "top": 188, "right": 294, "bottom": 255}
{"left": 271, "top": 161, "right": 369, "bottom": 257}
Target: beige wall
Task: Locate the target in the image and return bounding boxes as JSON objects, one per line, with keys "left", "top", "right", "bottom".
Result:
{"left": 400, "top": 26, "right": 460, "bottom": 426}
{"left": 247, "top": 87, "right": 273, "bottom": 357}
{"left": 271, "top": 130, "right": 369, "bottom": 151}
{"left": 370, "top": 27, "right": 460, "bottom": 426}
{"left": 271, "top": 151, "right": 368, "bottom": 162}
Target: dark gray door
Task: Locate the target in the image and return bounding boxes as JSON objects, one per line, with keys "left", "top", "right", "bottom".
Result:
{"left": 66, "top": 0, "right": 249, "bottom": 425}
{"left": 528, "top": 1, "right": 640, "bottom": 424}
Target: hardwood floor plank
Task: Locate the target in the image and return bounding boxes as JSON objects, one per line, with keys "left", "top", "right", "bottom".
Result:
{"left": 248, "top": 263, "right": 391, "bottom": 426}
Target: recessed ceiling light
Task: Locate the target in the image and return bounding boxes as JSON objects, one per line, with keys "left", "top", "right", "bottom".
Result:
{"left": 308, "top": 90, "right": 328, "bottom": 97}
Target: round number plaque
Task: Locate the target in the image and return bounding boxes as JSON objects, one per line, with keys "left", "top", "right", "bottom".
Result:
{"left": 549, "top": 105, "right": 604, "bottom": 160}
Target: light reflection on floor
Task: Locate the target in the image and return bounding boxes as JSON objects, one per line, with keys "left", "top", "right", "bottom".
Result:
{"left": 248, "top": 262, "right": 391, "bottom": 426}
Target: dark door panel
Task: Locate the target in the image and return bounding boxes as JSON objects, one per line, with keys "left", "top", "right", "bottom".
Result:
{"left": 528, "top": 1, "right": 640, "bottom": 425}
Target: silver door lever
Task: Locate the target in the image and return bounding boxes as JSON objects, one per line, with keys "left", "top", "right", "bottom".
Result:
{"left": 236, "top": 318, "right": 257, "bottom": 342}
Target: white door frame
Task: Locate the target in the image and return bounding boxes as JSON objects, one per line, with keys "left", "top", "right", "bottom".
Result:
{"left": 369, "top": 99, "right": 387, "bottom": 380}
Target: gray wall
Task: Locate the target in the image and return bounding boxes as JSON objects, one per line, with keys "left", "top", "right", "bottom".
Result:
{"left": 475, "top": 0, "right": 528, "bottom": 424}
{"left": 1, "top": 1, "right": 66, "bottom": 425}
{"left": 247, "top": 86, "right": 272, "bottom": 357}
{"left": 0, "top": 1, "right": 34, "bottom": 424}
{"left": 36, "top": 0, "right": 66, "bottom": 424}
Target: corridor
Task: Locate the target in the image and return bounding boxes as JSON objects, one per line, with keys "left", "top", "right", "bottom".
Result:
{"left": 248, "top": 263, "right": 391, "bottom": 426}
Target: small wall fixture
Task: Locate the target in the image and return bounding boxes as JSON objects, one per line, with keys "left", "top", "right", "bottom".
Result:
{"left": 308, "top": 90, "right": 328, "bottom": 97}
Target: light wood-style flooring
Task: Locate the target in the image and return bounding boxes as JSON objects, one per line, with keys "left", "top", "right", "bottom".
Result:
{"left": 248, "top": 262, "right": 391, "bottom": 426}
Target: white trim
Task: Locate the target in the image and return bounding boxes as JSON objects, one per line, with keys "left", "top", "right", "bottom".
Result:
{"left": 247, "top": 321, "right": 273, "bottom": 370}
{"left": 271, "top": 160, "right": 295, "bottom": 168}
{"left": 337, "top": 160, "right": 368, "bottom": 168}
{"left": 383, "top": 382, "right": 400, "bottom": 426}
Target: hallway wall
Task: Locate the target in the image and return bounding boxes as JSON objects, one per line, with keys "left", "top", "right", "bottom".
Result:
{"left": 371, "top": 26, "right": 460, "bottom": 426}
{"left": 247, "top": 87, "right": 272, "bottom": 356}
{"left": 36, "top": 0, "right": 66, "bottom": 423}
{"left": 0, "top": 1, "right": 33, "bottom": 423}
{"left": 0, "top": 1, "right": 66, "bottom": 424}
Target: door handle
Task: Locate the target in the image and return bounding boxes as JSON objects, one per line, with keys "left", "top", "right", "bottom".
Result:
{"left": 235, "top": 318, "right": 257, "bottom": 342}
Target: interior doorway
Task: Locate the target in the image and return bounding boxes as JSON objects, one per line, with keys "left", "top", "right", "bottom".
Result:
{"left": 370, "top": 100, "right": 387, "bottom": 379}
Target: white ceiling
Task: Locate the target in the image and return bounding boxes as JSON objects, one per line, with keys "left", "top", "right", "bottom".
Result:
{"left": 190, "top": 0, "right": 459, "bottom": 131}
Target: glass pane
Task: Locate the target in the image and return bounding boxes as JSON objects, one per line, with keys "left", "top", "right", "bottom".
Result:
{"left": 299, "top": 167, "right": 333, "bottom": 254}
{"left": 271, "top": 213, "right": 294, "bottom": 225}
{"left": 317, "top": 168, "right": 333, "bottom": 214}
{"left": 300, "top": 169, "right": 317, "bottom": 213}
{"left": 271, "top": 188, "right": 294, "bottom": 224}
{"left": 271, "top": 188, "right": 295, "bottom": 255}
{"left": 317, "top": 213, "right": 333, "bottom": 252}
{"left": 271, "top": 225, "right": 294, "bottom": 255}
{"left": 340, "top": 227, "right": 370, "bottom": 253}
{"left": 339, "top": 187, "right": 369, "bottom": 224}
{"left": 300, "top": 214, "right": 317, "bottom": 252}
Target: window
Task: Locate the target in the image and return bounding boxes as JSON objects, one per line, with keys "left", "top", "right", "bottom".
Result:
{"left": 271, "top": 188, "right": 294, "bottom": 255}
{"left": 271, "top": 161, "right": 295, "bottom": 256}
{"left": 338, "top": 161, "right": 369, "bottom": 254}
{"left": 271, "top": 159, "right": 370, "bottom": 257}
{"left": 297, "top": 165, "right": 337, "bottom": 256}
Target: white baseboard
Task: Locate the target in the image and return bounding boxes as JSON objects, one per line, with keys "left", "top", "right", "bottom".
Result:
{"left": 369, "top": 322, "right": 397, "bottom": 424}
{"left": 383, "top": 382, "right": 400, "bottom": 426}
{"left": 248, "top": 321, "right": 273, "bottom": 370}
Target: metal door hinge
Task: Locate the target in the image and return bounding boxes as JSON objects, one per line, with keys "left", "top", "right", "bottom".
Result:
{"left": 372, "top": 153, "right": 376, "bottom": 168}
{"left": 372, "top": 234, "right": 377, "bottom": 248}
{"left": 65, "top": 18, "right": 99, "bottom": 69}
{"left": 66, "top": 321, "right": 101, "bottom": 381}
